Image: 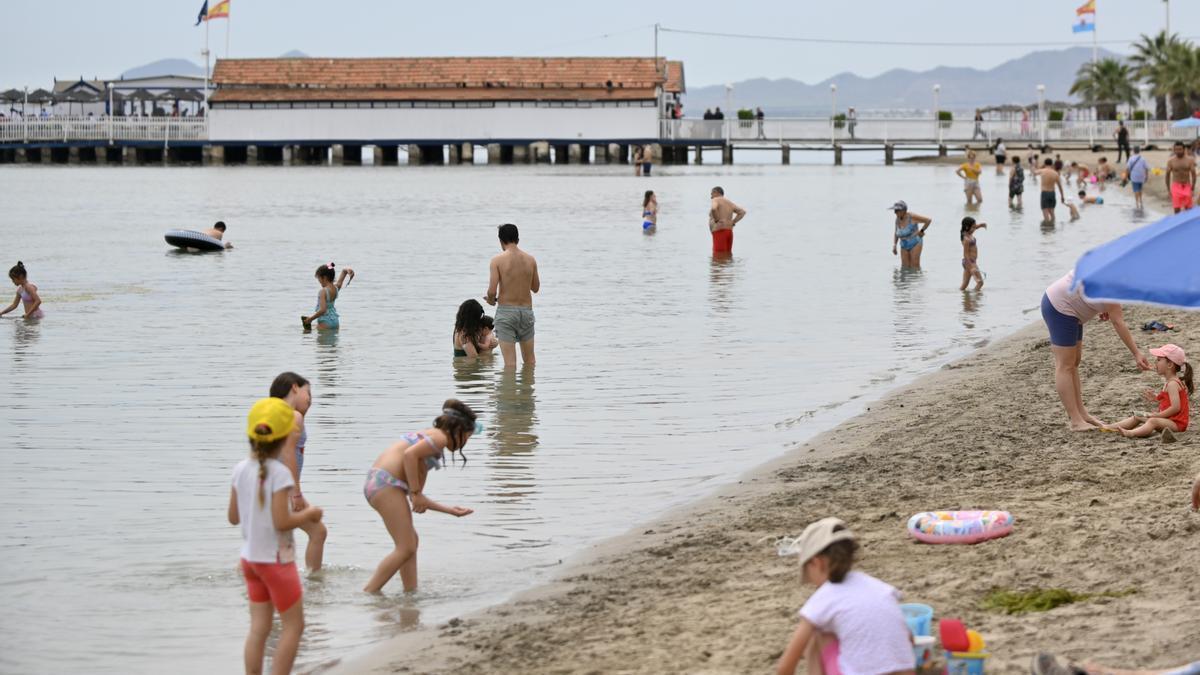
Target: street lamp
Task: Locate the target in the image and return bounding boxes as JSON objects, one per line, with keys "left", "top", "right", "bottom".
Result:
{"left": 1138, "top": 83, "right": 1151, "bottom": 146}
{"left": 830, "top": 83, "right": 838, "bottom": 143}
{"left": 933, "top": 84, "right": 941, "bottom": 144}
{"left": 724, "top": 83, "right": 733, "bottom": 141}
{"left": 1037, "top": 84, "right": 1046, "bottom": 147}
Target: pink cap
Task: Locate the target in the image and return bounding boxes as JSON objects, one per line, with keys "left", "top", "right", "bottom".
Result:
{"left": 1150, "top": 344, "right": 1187, "bottom": 367}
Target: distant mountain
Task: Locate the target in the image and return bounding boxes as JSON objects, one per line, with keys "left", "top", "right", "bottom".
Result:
{"left": 279, "top": 50, "right": 310, "bottom": 58}
{"left": 120, "top": 58, "right": 205, "bottom": 79}
{"left": 687, "top": 47, "right": 1121, "bottom": 116}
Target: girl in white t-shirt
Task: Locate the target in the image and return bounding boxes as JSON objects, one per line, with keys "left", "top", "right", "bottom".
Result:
{"left": 228, "top": 397, "right": 324, "bottom": 675}
{"left": 777, "top": 518, "right": 914, "bottom": 675}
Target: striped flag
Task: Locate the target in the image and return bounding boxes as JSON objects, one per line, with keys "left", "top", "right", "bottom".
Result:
{"left": 195, "top": 0, "right": 230, "bottom": 25}
{"left": 1076, "top": 0, "right": 1095, "bottom": 15}
{"left": 1073, "top": 17, "right": 1096, "bottom": 33}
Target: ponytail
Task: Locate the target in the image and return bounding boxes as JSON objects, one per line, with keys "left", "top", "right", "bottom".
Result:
{"left": 1180, "top": 362, "right": 1194, "bottom": 397}
{"left": 248, "top": 426, "right": 286, "bottom": 508}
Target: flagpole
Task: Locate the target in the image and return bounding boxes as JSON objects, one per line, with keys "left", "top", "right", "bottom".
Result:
{"left": 225, "top": 3, "right": 230, "bottom": 59}
{"left": 1091, "top": 9, "right": 1097, "bottom": 64}
{"left": 204, "top": 16, "right": 211, "bottom": 112}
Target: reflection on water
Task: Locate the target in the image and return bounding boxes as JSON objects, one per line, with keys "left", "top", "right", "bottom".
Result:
{"left": 9, "top": 319, "right": 40, "bottom": 362}
{"left": 960, "top": 289, "right": 983, "bottom": 329}
{"left": 314, "top": 329, "right": 340, "bottom": 393}
{"left": 708, "top": 254, "right": 738, "bottom": 316}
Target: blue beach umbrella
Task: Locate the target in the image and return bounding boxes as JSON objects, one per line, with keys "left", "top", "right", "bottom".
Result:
{"left": 1073, "top": 209, "right": 1200, "bottom": 309}
{"left": 1172, "top": 117, "right": 1200, "bottom": 128}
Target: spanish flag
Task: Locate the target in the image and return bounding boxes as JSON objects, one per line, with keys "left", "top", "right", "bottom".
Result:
{"left": 1076, "top": 0, "right": 1095, "bottom": 15}
{"left": 195, "top": 0, "right": 230, "bottom": 25}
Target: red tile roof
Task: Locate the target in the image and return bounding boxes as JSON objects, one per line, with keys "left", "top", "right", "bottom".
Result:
{"left": 212, "top": 57, "right": 681, "bottom": 102}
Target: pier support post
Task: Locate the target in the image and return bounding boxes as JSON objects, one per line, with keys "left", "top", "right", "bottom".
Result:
{"left": 460, "top": 143, "right": 474, "bottom": 164}
{"left": 937, "top": 144, "right": 947, "bottom": 157}
{"left": 14, "top": 148, "right": 27, "bottom": 164}
{"left": 406, "top": 145, "right": 420, "bottom": 165}
{"left": 721, "top": 142, "right": 733, "bottom": 165}
{"left": 552, "top": 144, "right": 569, "bottom": 164}
{"left": 68, "top": 147, "right": 81, "bottom": 165}
{"left": 448, "top": 144, "right": 462, "bottom": 164}
{"left": 884, "top": 144, "right": 894, "bottom": 166}
{"left": 603, "top": 143, "right": 617, "bottom": 164}
{"left": 247, "top": 145, "right": 259, "bottom": 164}
{"left": 282, "top": 145, "right": 293, "bottom": 165}
{"left": 781, "top": 145, "right": 791, "bottom": 165}
{"left": 531, "top": 142, "right": 551, "bottom": 164}
{"left": 487, "top": 144, "right": 502, "bottom": 164}
{"left": 567, "top": 143, "right": 582, "bottom": 164}
{"left": 512, "top": 144, "right": 528, "bottom": 164}
{"left": 694, "top": 145, "right": 703, "bottom": 164}
{"left": 331, "top": 144, "right": 344, "bottom": 165}
{"left": 121, "top": 146, "right": 133, "bottom": 165}
{"left": 834, "top": 144, "right": 843, "bottom": 166}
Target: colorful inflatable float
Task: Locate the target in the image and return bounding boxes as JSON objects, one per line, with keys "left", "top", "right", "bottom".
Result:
{"left": 907, "top": 510, "right": 1014, "bottom": 545}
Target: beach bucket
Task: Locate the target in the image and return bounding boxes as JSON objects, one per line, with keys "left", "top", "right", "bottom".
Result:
{"left": 901, "top": 603, "right": 934, "bottom": 636}
{"left": 912, "top": 635, "right": 935, "bottom": 668}
{"left": 945, "top": 652, "right": 988, "bottom": 675}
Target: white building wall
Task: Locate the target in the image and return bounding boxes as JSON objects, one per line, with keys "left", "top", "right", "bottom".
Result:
{"left": 208, "top": 106, "right": 659, "bottom": 142}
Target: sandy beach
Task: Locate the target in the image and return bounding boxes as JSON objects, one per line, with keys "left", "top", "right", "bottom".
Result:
{"left": 344, "top": 305, "right": 1199, "bottom": 673}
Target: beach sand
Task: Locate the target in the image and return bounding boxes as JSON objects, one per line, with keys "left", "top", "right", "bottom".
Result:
{"left": 343, "top": 306, "right": 1199, "bottom": 674}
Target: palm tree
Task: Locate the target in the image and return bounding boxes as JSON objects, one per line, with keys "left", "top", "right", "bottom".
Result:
{"left": 1069, "top": 58, "right": 1138, "bottom": 121}
{"left": 1160, "top": 41, "right": 1200, "bottom": 118}
{"left": 1129, "top": 31, "right": 1182, "bottom": 119}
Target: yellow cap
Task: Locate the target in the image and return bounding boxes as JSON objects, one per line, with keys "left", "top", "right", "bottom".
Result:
{"left": 246, "top": 397, "right": 295, "bottom": 442}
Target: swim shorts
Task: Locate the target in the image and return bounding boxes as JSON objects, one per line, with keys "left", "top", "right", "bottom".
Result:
{"left": 963, "top": 179, "right": 980, "bottom": 193}
{"left": 1040, "top": 191, "right": 1057, "bottom": 210}
{"left": 642, "top": 162, "right": 652, "bottom": 176}
{"left": 995, "top": 154, "right": 1006, "bottom": 164}
{"left": 1041, "top": 293, "right": 1083, "bottom": 347}
{"left": 495, "top": 305, "right": 535, "bottom": 343}
{"left": 712, "top": 227, "right": 734, "bottom": 253}
{"left": 643, "top": 220, "right": 655, "bottom": 230}
{"left": 1009, "top": 184, "right": 1024, "bottom": 198}
{"left": 1131, "top": 181, "right": 1143, "bottom": 194}
{"left": 241, "top": 559, "right": 302, "bottom": 612}
{"left": 1171, "top": 182, "right": 1193, "bottom": 210}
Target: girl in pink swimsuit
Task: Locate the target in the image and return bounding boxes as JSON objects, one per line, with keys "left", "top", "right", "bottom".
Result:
{"left": 0, "top": 261, "right": 43, "bottom": 320}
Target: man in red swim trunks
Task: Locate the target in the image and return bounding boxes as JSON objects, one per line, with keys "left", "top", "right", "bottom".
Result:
{"left": 1166, "top": 141, "right": 1197, "bottom": 214}
{"left": 709, "top": 186, "right": 746, "bottom": 255}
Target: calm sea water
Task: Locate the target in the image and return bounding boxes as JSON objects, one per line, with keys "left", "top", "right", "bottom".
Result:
{"left": 0, "top": 159, "right": 1154, "bottom": 673}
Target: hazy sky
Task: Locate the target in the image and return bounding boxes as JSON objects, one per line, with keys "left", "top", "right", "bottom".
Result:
{"left": 2, "top": 1, "right": 1196, "bottom": 89}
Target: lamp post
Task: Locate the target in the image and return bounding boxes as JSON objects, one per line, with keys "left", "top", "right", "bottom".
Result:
{"left": 1037, "top": 84, "right": 1046, "bottom": 147}
{"left": 830, "top": 83, "right": 838, "bottom": 144}
{"left": 933, "top": 84, "right": 941, "bottom": 145}
{"left": 1139, "top": 83, "right": 1151, "bottom": 146}
{"left": 724, "top": 83, "right": 733, "bottom": 142}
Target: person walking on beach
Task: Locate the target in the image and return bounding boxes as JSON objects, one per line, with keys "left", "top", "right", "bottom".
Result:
{"left": 993, "top": 138, "right": 1007, "bottom": 175}
{"left": 1008, "top": 156, "right": 1025, "bottom": 208}
{"left": 1, "top": 261, "right": 43, "bottom": 320}
{"left": 1040, "top": 270, "right": 1150, "bottom": 431}
{"left": 1036, "top": 158, "right": 1066, "bottom": 223}
{"left": 956, "top": 151, "right": 983, "bottom": 206}
{"left": 1102, "top": 343, "right": 1191, "bottom": 439}
{"left": 1166, "top": 141, "right": 1197, "bottom": 214}
{"left": 270, "top": 372, "right": 328, "bottom": 574}
{"left": 362, "top": 400, "right": 477, "bottom": 594}
{"left": 890, "top": 200, "right": 930, "bottom": 269}
{"left": 486, "top": 223, "right": 540, "bottom": 369}
{"left": 959, "top": 217, "right": 986, "bottom": 291}
{"left": 229, "top": 397, "right": 324, "bottom": 675}
{"left": 642, "top": 190, "right": 658, "bottom": 232}
{"left": 847, "top": 107, "right": 857, "bottom": 140}
{"left": 1020, "top": 108, "right": 1031, "bottom": 137}
{"left": 1115, "top": 120, "right": 1131, "bottom": 163}
{"left": 302, "top": 263, "right": 354, "bottom": 331}
{"left": 756, "top": 107, "right": 766, "bottom": 140}
{"left": 709, "top": 186, "right": 746, "bottom": 256}
{"left": 972, "top": 109, "right": 985, "bottom": 140}
{"left": 1126, "top": 146, "right": 1148, "bottom": 209}
{"left": 775, "top": 518, "right": 915, "bottom": 675}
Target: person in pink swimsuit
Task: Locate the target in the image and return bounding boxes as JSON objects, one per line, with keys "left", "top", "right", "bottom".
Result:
{"left": 0, "top": 261, "right": 44, "bottom": 320}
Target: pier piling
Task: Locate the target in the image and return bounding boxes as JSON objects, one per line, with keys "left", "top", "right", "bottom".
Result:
{"left": 834, "top": 144, "right": 843, "bottom": 166}
{"left": 781, "top": 145, "right": 790, "bottom": 165}
{"left": 884, "top": 144, "right": 894, "bottom": 166}
{"left": 721, "top": 143, "right": 733, "bottom": 165}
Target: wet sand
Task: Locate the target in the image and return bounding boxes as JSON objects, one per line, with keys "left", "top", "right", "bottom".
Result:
{"left": 344, "top": 306, "right": 1200, "bottom": 673}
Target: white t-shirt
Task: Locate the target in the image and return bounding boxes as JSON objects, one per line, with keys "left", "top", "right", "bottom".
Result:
{"left": 995, "top": 142, "right": 1007, "bottom": 156}
{"left": 231, "top": 457, "right": 296, "bottom": 564}
{"left": 799, "top": 571, "right": 914, "bottom": 675}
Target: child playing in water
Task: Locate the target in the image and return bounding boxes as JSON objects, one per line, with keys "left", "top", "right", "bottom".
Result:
{"left": 362, "top": 399, "right": 478, "bottom": 593}
{"left": 776, "top": 518, "right": 914, "bottom": 675}
{"left": 1103, "top": 344, "right": 1191, "bottom": 439}
{"left": 270, "top": 372, "right": 327, "bottom": 573}
{"left": 642, "top": 190, "right": 658, "bottom": 231}
{"left": 228, "top": 397, "right": 324, "bottom": 675}
{"left": 1077, "top": 190, "right": 1104, "bottom": 205}
{"left": 959, "top": 217, "right": 986, "bottom": 291}
{"left": 0, "top": 261, "right": 43, "bottom": 320}
{"left": 302, "top": 262, "right": 354, "bottom": 330}
{"left": 477, "top": 315, "right": 499, "bottom": 353}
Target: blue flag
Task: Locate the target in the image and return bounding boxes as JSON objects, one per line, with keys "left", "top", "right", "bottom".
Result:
{"left": 1072, "top": 18, "right": 1095, "bottom": 33}
{"left": 195, "top": 0, "right": 208, "bottom": 26}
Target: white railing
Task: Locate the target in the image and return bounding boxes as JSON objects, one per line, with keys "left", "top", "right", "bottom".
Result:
{"left": 0, "top": 116, "right": 208, "bottom": 144}
{"left": 660, "top": 118, "right": 1197, "bottom": 145}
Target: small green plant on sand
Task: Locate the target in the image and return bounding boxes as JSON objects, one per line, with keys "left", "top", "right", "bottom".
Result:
{"left": 981, "top": 587, "right": 1136, "bottom": 614}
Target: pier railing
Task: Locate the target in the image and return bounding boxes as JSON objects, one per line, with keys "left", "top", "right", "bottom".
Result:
{"left": 0, "top": 117, "right": 208, "bottom": 144}
{"left": 661, "top": 118, "right": 1195, "bottom": 146}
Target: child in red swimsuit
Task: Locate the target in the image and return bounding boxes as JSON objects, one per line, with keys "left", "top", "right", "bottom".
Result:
{"left": 1103, "top": 343, "right": 1192, "bottom": 438}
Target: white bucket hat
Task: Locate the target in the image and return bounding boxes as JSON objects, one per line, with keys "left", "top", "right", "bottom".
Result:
{"left": 777, "top": 517, "right": 857, "bottom": 566}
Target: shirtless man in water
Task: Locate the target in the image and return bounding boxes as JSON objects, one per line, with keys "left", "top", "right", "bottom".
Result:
{"left": 202, "top": 221, "right": 234, "bottom": 249}
{"left": 1035, "top": 158, "right": 1066, "bottom": 223}
{"left": 486, "top": 223, "right": 540, "bottom": 369}
{"left": 1166, "top": 141, "right": 1197, "bottom": 214}
{"left": 709, "top": 186, "right": 746, "bottom": 255}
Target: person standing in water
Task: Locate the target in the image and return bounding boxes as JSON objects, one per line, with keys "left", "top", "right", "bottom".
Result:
{"left": 890, "top": 200, "right": 931, "bottom": 269}
{"left": 1036, "top": 158, "right": 1066, "bottom": 223}
{"left": 270, "top": 371, "right": 327, "bottom": 574}
{"left": 709, "top": 186, "right": 746, "bottom": 256}
{"left": 642, "top": 190, "right": 658, "bottom": 232}
{"left": 1, "top": 261, "right": 43, "bottom": 320}
{"left": 302, "top": 262, "right": 354, "bottom": 330}
{"left": 959, "top": 217, "right": 986, "bottom": 291}
{"left": 956, "top": 150, "right": 983, "bottom": 206}
{"left": 1008, "top": 155, "right": 1025, "bottom": 208}
{"left": 486, "top": 224, "right": 540, "bottom": 369}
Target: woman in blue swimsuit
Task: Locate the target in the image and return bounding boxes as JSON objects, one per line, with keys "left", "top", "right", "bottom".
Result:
{"left": 303, "top": 262, "right": 354, "bottom": 330}
{"left": 362, "top": 399, "right": 480, "bottom": 593}
{"left": 890, "top": 200, "right": 933, "bottom": 269}
{"left": 642, "top": 190, "right": 658, "bottom": 232}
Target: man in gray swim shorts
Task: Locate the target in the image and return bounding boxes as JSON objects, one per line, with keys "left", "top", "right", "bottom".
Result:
{"left": 486, "top": 223, "right": 540, "bottom": 368}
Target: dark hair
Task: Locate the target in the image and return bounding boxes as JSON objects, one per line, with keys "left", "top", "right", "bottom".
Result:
{"left": 315, "top": 262, "right": 336, "bottom": 282}
{"left": 249, "top": 434, "right": 288, "bottom": 507}
{"left": 498, "top": 223, "right": 519, "bottom": 245}
{"left": 1099, "top": 157, "right": 1107, "bottom": 163}
{"left": 8, "top": 261, "right": 27, "bottom": 280}
{"left": 960, "top": 217, "right": 976, "bottom": 240}
{"left": 480, "top": 315, "right": 494, "bottom": 330}
{"left": 455, "top": 299, "right": 485, "bottom": 347}
{"left": 1176, "top": 361, "right": 1194, "bottom": 395}
{"left": 1175, "top": 141, "right": 1185, "bottom": 148}
{"left": 214, "top": 221, "right": 226, "bottom": 232}
{"left": 1044, "top": 158, "right": 1054, "bottom": 166}
{"left": 643, "top": 190, "right": 655, "bottom": 207}
{"left": 1079, "top": 190, "right": 1087, "bottom": 197}
{"left": 269, "top": 371, "right": 309, "bottom": 400}
{"left": 434, "top": 398, "right": 477, "bottom": 455}
{"left": 819, "top": 524, "right": 859, "bottom": 583}
{"left": 1012, "top": 155, "right": 1021, "bottom": 164}
{"left": 712, "top": 186, "right": 724, "bottom": 196}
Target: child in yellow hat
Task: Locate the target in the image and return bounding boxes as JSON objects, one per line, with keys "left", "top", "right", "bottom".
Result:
{"left": 228, "top": 397, "right": 324, "bottom": 675}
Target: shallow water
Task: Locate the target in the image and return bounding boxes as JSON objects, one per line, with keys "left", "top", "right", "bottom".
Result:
{"left": 0, "top": 161, "right": 1154, "bottom": 673}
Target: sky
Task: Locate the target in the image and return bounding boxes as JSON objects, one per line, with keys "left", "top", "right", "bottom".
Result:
{"left": 2, "top": 1, "right": 1197, "bottom": 89}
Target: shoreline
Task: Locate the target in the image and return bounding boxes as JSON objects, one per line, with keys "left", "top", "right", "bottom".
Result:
{"left": 341, "top": 308, "right": 1200, "bottom": 674}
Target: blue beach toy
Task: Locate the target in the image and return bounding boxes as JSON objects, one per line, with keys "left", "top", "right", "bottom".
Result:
{"left": 901, "top": 603, "right": 933, "bottom": 636}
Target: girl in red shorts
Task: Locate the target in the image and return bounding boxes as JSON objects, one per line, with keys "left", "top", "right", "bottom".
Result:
{"left": 228, "top": 397, "right": 324, "bottom": 675}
